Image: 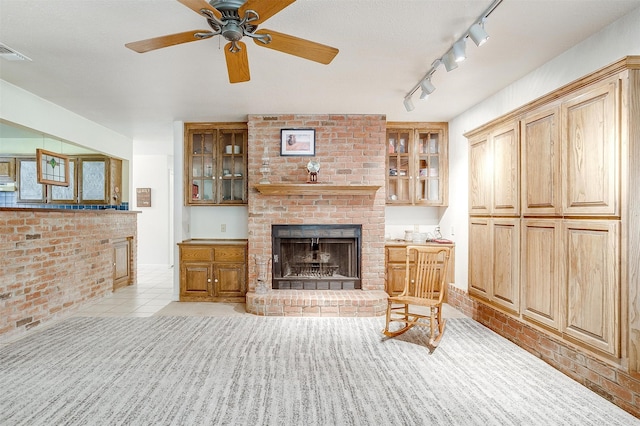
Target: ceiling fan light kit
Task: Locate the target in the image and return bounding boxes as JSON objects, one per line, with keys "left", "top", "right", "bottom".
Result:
{"left": 403, "top": 0, "right": 503, "bottom": 111}
{"left": 125, "top": 0, "right": 339, "bottom": 84}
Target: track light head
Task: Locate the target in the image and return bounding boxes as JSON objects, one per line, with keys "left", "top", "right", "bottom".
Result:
{"left": 403, "top": 96, "right": 415, "bottom": 112}
{"left": 420, "top": 78, "right": 436, "bottom": 97}
{"left": 452, "top": 39, "right": 466, "bottom": 62}
{"left": 469, "top": 22, "right": 489, "bottom": 46}
{"left": 442, "top": 51, "right": 458, "bottom": 72}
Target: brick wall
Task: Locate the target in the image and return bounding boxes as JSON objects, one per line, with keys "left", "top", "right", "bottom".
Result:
{"left": 246, "top": 114, "right": 386, "bottom": 292}
{"left": 0, "top": 209, "right": 137, "bottom": 342}
{"left": 447, "top": 285, "right": 640, "bottom": 418}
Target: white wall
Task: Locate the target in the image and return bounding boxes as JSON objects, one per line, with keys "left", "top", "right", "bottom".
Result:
{"left": 441, "top": 7, "right": 640, "bottom": 291}
{"left": 132, "top": 154, "right": 173, "bottom": 267}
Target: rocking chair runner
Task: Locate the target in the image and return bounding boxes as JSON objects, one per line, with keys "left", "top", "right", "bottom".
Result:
{"left": 383, "top": 245, "right": 451, "bottom": 349}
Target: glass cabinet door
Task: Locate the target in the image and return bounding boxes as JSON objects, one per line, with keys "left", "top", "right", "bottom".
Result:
{"left": 189, "top": 132, "right": 216, "bottom": 203}
{"left": 51, "top": 159, "right": 76, "bottom": 203}
{"left": 219, "top": 129, "right": 247, "bottom": 204}
{"left": 80, "top": 159, "right": 107, "bottom": 202}
{"left": 185, "top": 124, "right": 247, "bottom": 206}
{"left": 386, "top": 130, "right": 412, "bottom": 203}
{"left": 417, "top": 131, "right": 442, "bottom": 203}
{"left": 386, "top": 124, "right": 448, "bottom": 206}
{"left": 16, "top": 159, "right": 45, "bottom": 203}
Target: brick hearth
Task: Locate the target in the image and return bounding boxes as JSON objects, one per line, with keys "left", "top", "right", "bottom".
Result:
{"left": 246, "top": 290, "right": 387, "bottom": 316}
{"left": 246, "top": 114, "right": 387, "bottom": 316}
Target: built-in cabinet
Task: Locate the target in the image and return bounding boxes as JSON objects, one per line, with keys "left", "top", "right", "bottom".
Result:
{"left": 184, "top": 122, "right": 248, "bottom": 206}
{"left": 386, "top": 122, "right": 448, "bottom": 206}
{"left": 385, "top": 242, "right": 455, "bottom": 297}
{"left": 468, "top": 217, "right": 520, "bottom": 313}
{"left": 178, "top": 240, "right": 247, "bottom": 302}
{"left": 467, "top": 59, "right": 639, "bottom": 373}
{"left": 11, "top": 155, "right": 121, "bottom": 205}
{"left": 468, "top": 121, "right": 519, "bottom": 216}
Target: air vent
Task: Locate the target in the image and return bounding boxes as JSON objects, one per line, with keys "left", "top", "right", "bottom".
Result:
{"left": 0, "top": 43, "right": 31, "bottom": 61}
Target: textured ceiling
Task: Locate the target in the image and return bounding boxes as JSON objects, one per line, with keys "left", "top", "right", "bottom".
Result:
{"left": 1, "top": 0, "right": 639, "bottom": 148}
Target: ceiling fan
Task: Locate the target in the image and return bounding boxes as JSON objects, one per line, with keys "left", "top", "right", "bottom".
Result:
{"left": 125, "top": 0, "right": 339, "bottom": 83}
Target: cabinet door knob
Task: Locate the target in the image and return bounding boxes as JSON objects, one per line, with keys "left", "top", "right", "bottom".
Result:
{"left": 214, "top": 279, "right": 219, "bottom": 283}
{"left": 207, "top": 279, "right": 211, "bottom": 283}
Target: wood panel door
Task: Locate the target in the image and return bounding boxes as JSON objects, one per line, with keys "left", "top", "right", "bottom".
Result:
{"left": 468, "top": 217, "right": 492, "bottom": 299}
{"left": 469, "top": 133, "right": 492, "bottom": 215}
{"left": 181, "top": 263, "right": 212, "bottom": 298}
{"left": 113, "top": 238, "right": 132, "bottom": 291}
{"left": 521, "top": 107, "right": 562, "bottom": 216}
{"left": 491, "top": 218, "right": 520, "bottom": 313}
{"left": 521, "top": 219, "right": 562, "bottom": 331}
{"left": 214, "top": 263, "right": 246, "bottom": 298}
{"left": 562, "top": 81, "right": 619, "bottom": 216}
{"left": 492, "top": 123, "right": 520, "bottom": 216}
{"left": 562, "top": 220, "right": 620, "bottom": 356}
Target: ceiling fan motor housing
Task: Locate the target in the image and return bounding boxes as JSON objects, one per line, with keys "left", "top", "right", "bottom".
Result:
{"left": 209, "top": 0, "right": 246, "bottom": 11}
{"left": 222, "top": 21, "right": 244, "bottom": 41}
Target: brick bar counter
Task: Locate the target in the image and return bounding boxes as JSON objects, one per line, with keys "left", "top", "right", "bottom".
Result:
{"left": 0, "top": 208, "right": 138, "bottom": 342}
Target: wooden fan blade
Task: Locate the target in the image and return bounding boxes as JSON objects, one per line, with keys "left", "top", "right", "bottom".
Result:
{"left": 224, "top": 42, "right": 251, "bottom": 83}
{"left": 178, "top": 0, "right": 222, "bottom": 20}
{"left": 239, "top": 0, "right": 295, "bottom": 25}
{"left": 253, "top": 29, "right": 339, "bottom": 64}
{"left": 125, "top": 30, "right": 212, "bottom": 53}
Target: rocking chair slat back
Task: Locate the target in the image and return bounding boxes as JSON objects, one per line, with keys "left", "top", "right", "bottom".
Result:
{"left": 405, "top": 246, "right": 449, "bottom": 302}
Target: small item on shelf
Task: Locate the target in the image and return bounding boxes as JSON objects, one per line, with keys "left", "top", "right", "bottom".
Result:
{"left": 433, "top": 238, "right": 454, "bottom": 244}
{"left": 398, "top": 139, "right": 406, "bottom": 153}
{"left": 306, "top": 160, "right": 320, "bottom": 183}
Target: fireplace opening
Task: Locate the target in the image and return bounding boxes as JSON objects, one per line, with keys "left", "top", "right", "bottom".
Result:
{"left": 272, "top": 224, "right": 361, "bottom": 290}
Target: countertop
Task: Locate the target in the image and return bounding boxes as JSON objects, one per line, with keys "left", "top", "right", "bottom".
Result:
{"left": 0, "top": 207, "right": 140, "bottom": 214}
{"left": 179, "top": 239, "right": 248, "bottom": 245}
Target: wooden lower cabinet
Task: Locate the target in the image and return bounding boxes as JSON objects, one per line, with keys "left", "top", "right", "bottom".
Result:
{"left": 113, "top": 237, "right": 132, "bottom": 291}
{"left": 563, "top": 220, "right": 620, "bottom": 356}
{"left": 521, "top": 219, "right": 562, "bottom": 332}
{"left": 496, "top": 218, "right": 620, "bottom": 357}
{"left": 468, "top": 217, "right": 520, "bottom": 314}
{"left": 179, "top": 240, "right": 247, "bottom": 302}
{"left": 385, "top": 242, "right": 455, "bottom": 297}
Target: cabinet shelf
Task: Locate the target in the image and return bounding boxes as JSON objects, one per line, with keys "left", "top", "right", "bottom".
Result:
{"left": 254, "top": 183, "right": 380, "bottom": 196}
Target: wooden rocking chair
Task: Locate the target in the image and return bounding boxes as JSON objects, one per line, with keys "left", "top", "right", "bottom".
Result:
{"left": 382, "top": 245, "right": 451, "bottom": 351}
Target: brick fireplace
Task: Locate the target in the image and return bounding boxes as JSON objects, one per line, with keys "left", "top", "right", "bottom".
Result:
{"left": 245, "top": 114, "right": 388, "bottom": 316}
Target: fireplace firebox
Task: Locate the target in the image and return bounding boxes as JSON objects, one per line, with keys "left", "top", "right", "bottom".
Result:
{"left": 271, "top": 224, "right": 361, "bottom": 290}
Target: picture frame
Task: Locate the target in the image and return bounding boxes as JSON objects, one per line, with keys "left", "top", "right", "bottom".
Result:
{"left": 280, "top": 129, "right": 316, "bottom": 156}
{"left": 36, "top": 148, "right": 70, "bottom": 186}
{"left": 136, "top": 187, "right": 151, "bottom": 207}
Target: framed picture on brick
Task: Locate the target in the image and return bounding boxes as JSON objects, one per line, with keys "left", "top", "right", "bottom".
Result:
{"left": 280, "top": 129, "right": 315, "bottom": 156}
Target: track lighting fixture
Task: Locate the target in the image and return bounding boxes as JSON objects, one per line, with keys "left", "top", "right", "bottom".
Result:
{"left": 442, "top": 51, "right": 458, "bottom": 72}
{"left": 452, "top": 39, "right": 467, "bottom": 62}
{"left": 403, "top": 96, "right": 415, "bottom": 112}
{"left": 469, "top": 21, "right": 489, "bottom": 46}
{"left": 420, "top": 78, "right": 436, "bottom": 99}
{"left": 402, "top": 0, "right": 503, "bottom": 111}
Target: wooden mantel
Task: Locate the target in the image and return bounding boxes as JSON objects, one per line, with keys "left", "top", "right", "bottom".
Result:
{"left": 254, "top": 183, "right": 381, "bottom": 196}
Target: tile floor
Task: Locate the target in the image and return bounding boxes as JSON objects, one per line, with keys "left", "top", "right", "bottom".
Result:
{"left": 73, "top": 264, "right": 467, "bottom": 318}
{"left": 73, "top": 264, "right": 176, "bottom": 318}
{"left": 73, "top": 264, "right": 251, "bottom": 318}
